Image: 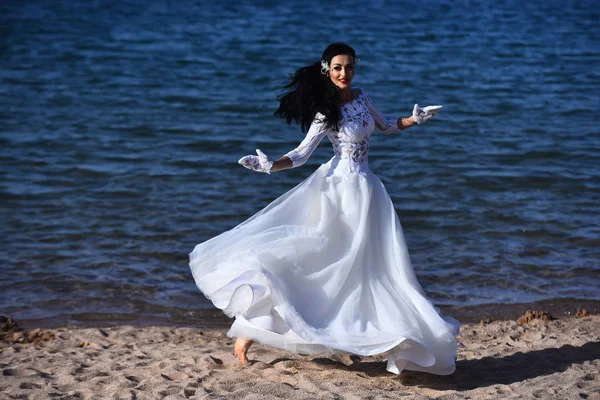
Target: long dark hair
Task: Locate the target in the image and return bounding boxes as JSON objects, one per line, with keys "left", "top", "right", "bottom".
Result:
{"left": 274, "top": 43, "right": 356, "bottom": 133}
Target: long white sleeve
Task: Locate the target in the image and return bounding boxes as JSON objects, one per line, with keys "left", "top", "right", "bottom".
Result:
{"left": 283, "top": 113, "right": 328, "bottom": 167}
{"left": 363, "top": 93, "right": 399, "bottom": 135}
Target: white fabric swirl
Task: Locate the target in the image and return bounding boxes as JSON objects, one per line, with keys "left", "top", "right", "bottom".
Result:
{"left": 189, "top": 88, "right": 459, "bottom": 375}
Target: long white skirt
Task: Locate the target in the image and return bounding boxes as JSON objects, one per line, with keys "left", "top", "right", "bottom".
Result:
{"left": 189, "top": 157, "right": 459, "bottom": 375}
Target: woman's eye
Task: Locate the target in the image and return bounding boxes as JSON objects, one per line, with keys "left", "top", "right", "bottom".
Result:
{"left": 333, "top": 66, "right": 342, "bottom": 71}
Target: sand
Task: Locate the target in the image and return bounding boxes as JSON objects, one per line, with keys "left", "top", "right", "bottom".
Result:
{"left": 1, "top": 312, "right": 599, "bottom": 400}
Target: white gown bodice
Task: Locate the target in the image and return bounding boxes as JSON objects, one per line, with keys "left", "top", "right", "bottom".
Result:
{"left": 284, "top": 90, "right": 400, "bottom": 171}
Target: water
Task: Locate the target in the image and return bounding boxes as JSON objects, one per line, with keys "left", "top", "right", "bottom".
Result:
{"left": 1, "top": 0, "right": 599, "bottom": 327}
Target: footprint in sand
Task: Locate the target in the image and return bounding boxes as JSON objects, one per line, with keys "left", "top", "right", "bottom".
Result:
{"left": 19, "top": 382, "right": 42, "bottom": 390}
{"left": 3, "top": 368, "right": 35, "bottom": 377}
{"left": 125, "top": 375, "right": 141, "bottom": 384}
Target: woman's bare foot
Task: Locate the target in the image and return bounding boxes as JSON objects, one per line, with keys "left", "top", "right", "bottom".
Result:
{"left": 233, "top": 337, "right": 254, "bottom": 365}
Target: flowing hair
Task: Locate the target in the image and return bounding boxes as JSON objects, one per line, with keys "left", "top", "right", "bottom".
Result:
{"left": 274, "top": 43, "right": 357, "bottom": 133}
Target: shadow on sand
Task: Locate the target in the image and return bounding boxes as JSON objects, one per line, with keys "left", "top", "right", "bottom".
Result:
{"left": 310, "top": 341, "right": 600, "bottom": 391}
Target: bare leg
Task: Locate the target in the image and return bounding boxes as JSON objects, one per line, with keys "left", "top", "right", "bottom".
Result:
{"left": 233, "top": 337, "right": 254, "bottom": 365}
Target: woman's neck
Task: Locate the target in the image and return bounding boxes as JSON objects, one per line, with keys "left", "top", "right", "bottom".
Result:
{"left": 338, "top": 87, "right": 353, "bottom": 104}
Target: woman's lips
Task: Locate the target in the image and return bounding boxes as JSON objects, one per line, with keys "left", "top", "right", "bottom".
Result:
{"left": 339, "top": 79, "right": 348, "bottom": 84}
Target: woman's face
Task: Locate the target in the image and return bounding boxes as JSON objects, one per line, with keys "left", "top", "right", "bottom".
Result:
{"left": 328, "top": 54, "right": 355, "bottom": 90}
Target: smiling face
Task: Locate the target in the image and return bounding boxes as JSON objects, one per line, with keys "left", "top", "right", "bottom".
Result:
{"left": 328, "top": 54, "right": 355, "bottom": 90}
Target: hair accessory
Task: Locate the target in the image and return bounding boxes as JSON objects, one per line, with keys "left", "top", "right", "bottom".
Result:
{"left": 320, "top": 60, "right": 329, "bottom": 75}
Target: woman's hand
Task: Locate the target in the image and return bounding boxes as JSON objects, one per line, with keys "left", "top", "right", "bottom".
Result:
{"left": 412, "top": 104, "right": 442, "bottom": 124}
{"left": 238, "top": 149, "right": 274, "bottom": 174}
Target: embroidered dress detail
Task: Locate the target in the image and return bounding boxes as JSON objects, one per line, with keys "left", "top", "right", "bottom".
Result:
{"left": 284, "top": 90, "right": 399, "bottom": 171}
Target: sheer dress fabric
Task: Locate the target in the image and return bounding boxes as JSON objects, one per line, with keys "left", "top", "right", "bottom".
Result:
{"left": 189, "top": 89, "right": 459, "bottom": 375}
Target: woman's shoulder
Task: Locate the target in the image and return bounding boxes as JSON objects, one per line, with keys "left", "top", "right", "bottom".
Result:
{"left": 352, "top": 87, "right": 369, "bottom": 101}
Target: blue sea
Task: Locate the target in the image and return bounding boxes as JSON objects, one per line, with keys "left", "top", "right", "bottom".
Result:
{"left": 1, "top": 0, "right": 599, "bottom": 327}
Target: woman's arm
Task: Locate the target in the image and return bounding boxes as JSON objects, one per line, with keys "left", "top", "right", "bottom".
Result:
{"left": 281, "top": 114, "right": 327, "bottom": 169}
{"left": 396, "top": 115, "right": 418, "bottom": 131}
{"left": 361, "top": 89, "right": 439, "bottom": 135}
{"left": 269, "top": 156, "right": 293, "bottom": 172}
{"left": 362, "top": 91, "right": 403, "bottom": 135}
{"left": 238, "top": 114, "right": 328, "bottom": 174}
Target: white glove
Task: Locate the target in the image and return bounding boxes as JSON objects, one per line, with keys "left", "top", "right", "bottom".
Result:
{"left": 238, "top": 149, "right": 274, "bottom": 174}
{"left": 412, "top": 104, "right": 443, "bottom": 124}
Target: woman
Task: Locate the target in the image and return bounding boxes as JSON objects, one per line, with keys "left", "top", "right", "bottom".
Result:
{"left": 189, "top": 43, "right": 459, "bottom": 375}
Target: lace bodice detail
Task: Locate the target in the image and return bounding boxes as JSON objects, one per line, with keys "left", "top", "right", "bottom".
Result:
{"left": 284, "top": 90, "right": 399, "bottom": 170}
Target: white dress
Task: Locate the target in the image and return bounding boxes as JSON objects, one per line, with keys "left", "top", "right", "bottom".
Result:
{"left": 189, "top": 89, "right": 460, "bottom": 375}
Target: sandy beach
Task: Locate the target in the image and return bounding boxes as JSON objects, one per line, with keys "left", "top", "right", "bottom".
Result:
{"left": 1, "top": 311, "right": 599, "bottom": 400}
